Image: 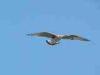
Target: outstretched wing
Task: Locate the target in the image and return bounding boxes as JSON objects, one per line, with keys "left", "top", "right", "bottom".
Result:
{"left": 62, "top": 35, "right": 90, "bottom": 41}
{"left": 27, "top": 32, "right": 56, "bottom": 38}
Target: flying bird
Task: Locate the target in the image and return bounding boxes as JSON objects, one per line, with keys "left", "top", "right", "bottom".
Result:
{"left": 27, "top": 32, "right": 90, "bottom": 45}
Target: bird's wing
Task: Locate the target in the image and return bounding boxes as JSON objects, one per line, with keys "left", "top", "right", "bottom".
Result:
{"left": 27, "top": 32, "right": 56, "bottom": 38}
{"left": 61, "top": 35, "right": 90, "bottom": 41}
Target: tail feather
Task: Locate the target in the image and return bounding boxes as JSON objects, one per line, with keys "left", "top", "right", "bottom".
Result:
{"left": 46, "top": 40, "right": 59, "bottom": 45}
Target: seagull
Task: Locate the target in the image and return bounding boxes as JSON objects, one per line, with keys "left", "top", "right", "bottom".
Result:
{"left": 27, "top": 32, "right": 90, "bottom": 45}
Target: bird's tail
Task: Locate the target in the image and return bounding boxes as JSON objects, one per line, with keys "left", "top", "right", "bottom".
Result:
{"left": 46, "top": 40, "right": 59, "bottom": 45}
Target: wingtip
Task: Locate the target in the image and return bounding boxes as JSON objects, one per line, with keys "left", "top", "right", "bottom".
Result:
{"left": 26, "top": 33, "right": 33, "bottom": 36}
{"left": 83, "top": 38, "right": 90, "bottom": 41}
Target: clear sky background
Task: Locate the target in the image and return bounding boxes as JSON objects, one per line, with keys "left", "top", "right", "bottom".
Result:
{"left": 0, "top": 0, "right": 100, "bottom": 75}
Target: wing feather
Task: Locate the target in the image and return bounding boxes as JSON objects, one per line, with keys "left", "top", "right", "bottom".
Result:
{"left": 27, "top": 32, "right": 56, "bottom": 38}
{"left": 62, "top": 35, "right": 90, "bottom": 41}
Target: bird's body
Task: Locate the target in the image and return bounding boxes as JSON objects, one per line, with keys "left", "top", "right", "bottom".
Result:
{"left": 46, "top": 35, "right": 62, "bottom": 45}
{"left": 27, "top": 32, "right": 90, "bottom": 45}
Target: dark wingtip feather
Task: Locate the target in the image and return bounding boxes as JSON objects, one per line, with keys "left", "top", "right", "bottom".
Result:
{"left": 26, "top": 33, "right": 33, "bottom": 36}
{"left": 82, "top": 38, "right": 90, "bottom": 41}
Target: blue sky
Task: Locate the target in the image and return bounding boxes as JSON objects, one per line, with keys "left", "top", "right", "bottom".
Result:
{"left": 0, "top": 0, "right": 100, "bottom": 75}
